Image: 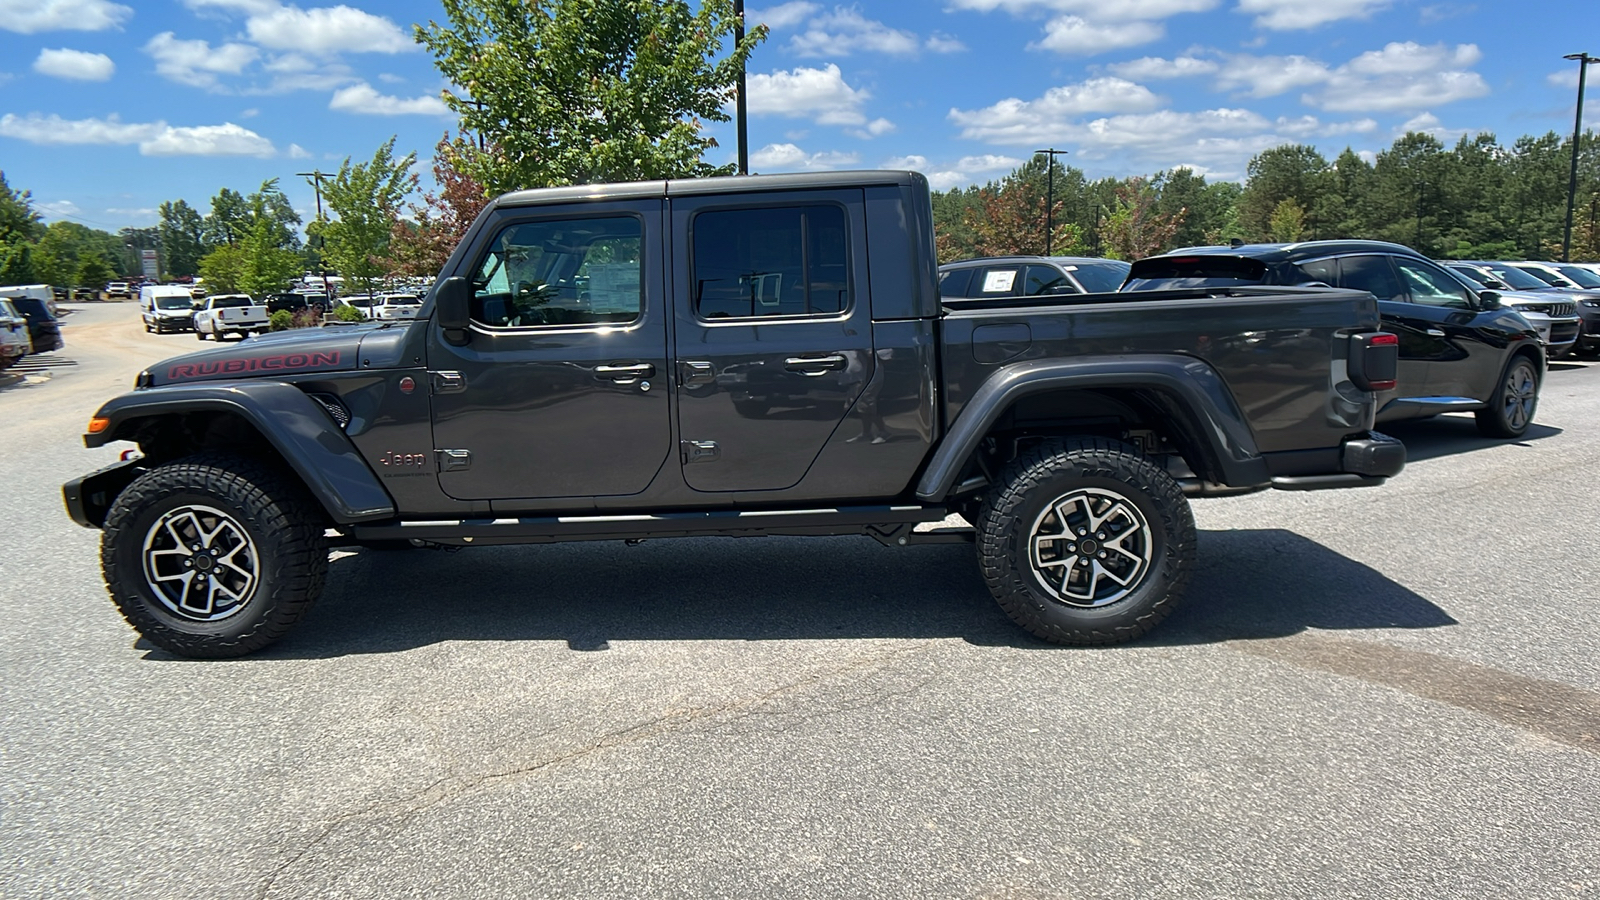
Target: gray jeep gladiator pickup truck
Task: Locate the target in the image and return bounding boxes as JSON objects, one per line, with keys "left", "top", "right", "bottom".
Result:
{"left": 65, "top": 171, "right": 1404, "bottom": 658}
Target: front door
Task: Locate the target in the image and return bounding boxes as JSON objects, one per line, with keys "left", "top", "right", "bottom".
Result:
{"left": 427, "top": 201, "right": 672, "bottom": 501}
{"left": 670, "top": 192, "right": 874, "bottom": 493}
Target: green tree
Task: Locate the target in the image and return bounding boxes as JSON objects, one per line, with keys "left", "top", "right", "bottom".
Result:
{"left": 198, "top": 244, "right": 245, "bottom": 294}
{"left": 313, "top": 138, "right": 418, "bottom": 295}
{"left": 1268, "top": 198, "right": 1307, "bottom": 242}
{"left": 1238, "top": 144, "right": 1329, "bottom": 241}
{"left": 1100, "top": 177, "right": 1184, "bottom": 260}
{"left": 74, "top": 253, "right": 114, "bottom": 295}
{"left": 416, "top": 0, "right": 766, "bottom": 192}
{"left": 237, "top": 190, "right": 303, "bottom": 296}
{"left": 159, "top": 200, "right": 208, "bottom": 277}
{"left": 203, "top": 187, "right": 251, "bottom": 248}
{"left": 32, "top": 221, "right": 120, "bottom": 287}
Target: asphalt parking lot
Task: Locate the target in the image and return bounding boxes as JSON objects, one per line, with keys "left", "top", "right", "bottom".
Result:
{"left": 2, "top": 303, "right": 1597, "bottom": 898}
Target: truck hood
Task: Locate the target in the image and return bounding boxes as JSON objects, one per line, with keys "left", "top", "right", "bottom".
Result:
{"left": 145, "top": 321, "right": 408, "bottom": 386}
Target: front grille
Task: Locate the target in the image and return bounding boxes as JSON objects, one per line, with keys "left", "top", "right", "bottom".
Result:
{"left": 1519, "top": 302, "right": 1576, "bottom": 317}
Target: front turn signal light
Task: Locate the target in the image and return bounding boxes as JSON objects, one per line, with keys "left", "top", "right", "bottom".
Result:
{"left": 87, "top": 417, "right": 110, "bottom": 434}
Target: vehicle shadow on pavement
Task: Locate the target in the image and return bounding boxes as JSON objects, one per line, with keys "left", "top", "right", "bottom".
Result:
{"left": 144, "top": 527, "right": 1451, "bottom": 659}
{"left": 1380, "top": 417, "right": 1561, "bottom": 463}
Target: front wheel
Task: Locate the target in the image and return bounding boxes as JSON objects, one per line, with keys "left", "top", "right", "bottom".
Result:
{"left": 976, "top": 438, "right": 1197, "bottom": 645}
{"left": 1475, "top": 355, "right": 1539, "bottom": 438}
{"left": 101, "top": 454, "right": 329, "bottom": 658}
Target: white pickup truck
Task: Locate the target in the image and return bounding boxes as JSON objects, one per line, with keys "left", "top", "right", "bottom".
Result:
{"left": 192, "top": 294, "right": 268, "bottom": 341}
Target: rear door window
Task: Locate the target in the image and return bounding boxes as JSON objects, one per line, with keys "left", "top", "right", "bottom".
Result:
{"left": 938, "top": 267, "right": 974, "bottom": 298}
{"left": 975, "top": 267, "right": 1022, "bottom": 297}
{"left": 1025, "top": 264, "right": 1077, "bottom": 295}
{"left": 1336, "top": 255, "right": 1403, "bottom": 302}
{"left": 1296, "top": 259, "right": 1338, "bottom": 286}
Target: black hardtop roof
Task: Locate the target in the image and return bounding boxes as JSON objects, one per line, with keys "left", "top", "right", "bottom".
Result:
{"left": 490, "top": 170, "right": 926, "bottom": 209}
{"left": 1150, "top": 239, "right": 1425, "bottom": 263}
{"left": 940, "top": 255, "right": 1129, "bottom": 269}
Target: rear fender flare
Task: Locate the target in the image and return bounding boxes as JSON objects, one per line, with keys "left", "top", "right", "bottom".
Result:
{"left": 915, "top": 355, "right": 1268, "bottom": 502}
{"left": 85, "top": 380, "right": 395, "bottom": 523}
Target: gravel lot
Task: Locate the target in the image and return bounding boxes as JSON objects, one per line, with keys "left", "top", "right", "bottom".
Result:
{"left": 3, "top": 302, "right": 1597, "bottom": 899}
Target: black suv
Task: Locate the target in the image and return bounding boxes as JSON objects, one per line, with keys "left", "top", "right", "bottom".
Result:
{"left": 1124, "top": 241, "right": 1544, "bottom": 438}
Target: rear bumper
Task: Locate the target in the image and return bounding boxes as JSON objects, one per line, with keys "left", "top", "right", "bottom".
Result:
{"left": 1271, "top": 431, "right": 1405, "bottom": 491}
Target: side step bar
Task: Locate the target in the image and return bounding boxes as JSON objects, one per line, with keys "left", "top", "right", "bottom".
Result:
{"left": 347, "top": 504, "right": 959, "bottom": 547}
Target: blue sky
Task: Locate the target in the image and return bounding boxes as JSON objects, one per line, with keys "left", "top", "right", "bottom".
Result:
{"left": 0, "top": 0, "right": 1594, "bottom": 233}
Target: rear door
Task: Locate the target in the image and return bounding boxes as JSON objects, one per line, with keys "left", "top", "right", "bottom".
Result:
{"left": 1334, "top": 254, "right": 1447, "bottom": 397}
{"left": 670, "top": 191, "right": 873, "bottom": 493}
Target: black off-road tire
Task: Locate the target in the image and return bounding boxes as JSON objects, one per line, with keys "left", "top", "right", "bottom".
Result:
{"left": 101, "top": 453, "right": 329, "bottom": 658}
{"left": 1474, "top": 354, "right": 1539, "bottom": 439}
{"left": 976, "top": 438, "right": 1197, "bottom": 645}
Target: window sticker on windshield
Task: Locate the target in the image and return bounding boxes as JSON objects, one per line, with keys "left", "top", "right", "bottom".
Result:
{"left": 982, "top": 270, "right": 1017, "bottom": 292}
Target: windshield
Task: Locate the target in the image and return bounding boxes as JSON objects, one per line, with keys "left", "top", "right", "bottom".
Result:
{"left": 1511, "top": 264, "right": 1565, "bottom": 287}
{"left": 384, "top": 295, "right": 421, "bottom": 305}
{"left": 1555, "top": 265, "right": 1600, "bottom": 288}
{"left": 1067, "top": 261, "right": 1132, "bottom": 293}
{"left": 1481, "top": 265, "right": 1553, "bottom": 291}
{"left": 155, "top": 295, "right": 193, "bottom": 309}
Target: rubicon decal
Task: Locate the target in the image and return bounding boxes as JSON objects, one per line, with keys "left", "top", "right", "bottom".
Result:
{"left": 166, "top": 351, "right": 341, "bottom": 380}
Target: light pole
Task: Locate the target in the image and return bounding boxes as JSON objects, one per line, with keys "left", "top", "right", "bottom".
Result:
{"left": 298, "top": 170, "right": 333, "bottom": 300}
{"left": 734, "top": 0, "right": 749, "bottom": 175}
{"left": 1562, "top": 52, "right": 1597, "bottom": 262}
{"left": 1035, "top": 148, "right": 1068, "bottom": 255}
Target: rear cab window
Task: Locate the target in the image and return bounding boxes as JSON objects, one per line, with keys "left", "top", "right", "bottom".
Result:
{"left": 1122, "top": 255, "right": 1268, "bottom": 291}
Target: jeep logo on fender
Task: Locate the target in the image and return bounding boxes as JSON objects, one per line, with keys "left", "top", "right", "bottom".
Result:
{"left": 166, "top": 351, "right": 341, "bottom": 380}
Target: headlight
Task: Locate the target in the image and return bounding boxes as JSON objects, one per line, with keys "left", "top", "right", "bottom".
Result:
{"left": 1583, "top": 299, "right": 1600, "bottom": 308}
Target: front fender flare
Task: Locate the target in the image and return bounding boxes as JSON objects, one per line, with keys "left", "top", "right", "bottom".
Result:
{"left": 915, "top": 355, "right": 1268, "bottom": 502}
{"left": 84, "top": 380, "right": 395, "bottom": 524}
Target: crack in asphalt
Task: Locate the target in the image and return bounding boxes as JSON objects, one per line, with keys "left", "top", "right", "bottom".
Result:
{"left": 1231, "top": 633, "right": 1600, "bottom": 754}
{"left": 253, "top": 643, "right": 931, "bottom": 898}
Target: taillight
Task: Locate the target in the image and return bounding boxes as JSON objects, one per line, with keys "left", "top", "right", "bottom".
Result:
{"left": 1348, "top": 332, "right": 1399, "bottom": 392}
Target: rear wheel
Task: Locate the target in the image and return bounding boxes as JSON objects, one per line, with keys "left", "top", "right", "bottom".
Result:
{"left": 1475, "top": 355, "right": 1539, "bottom": 438}
{"left": 976, "top": 438, "right": 1197, "bottom": 645}
{"left": 101, "top": 454, "right": 328, "bottom": 658}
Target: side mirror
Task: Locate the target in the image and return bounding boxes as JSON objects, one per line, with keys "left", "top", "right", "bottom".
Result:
{"left": 1482, "top": 278, "right": 1507, "bottom": 290}
{"left": 435, "top": 276, "right": 472, "bottom": 346}
{"left": 1478, "top": 289, "right": 1502, "bottom": 309}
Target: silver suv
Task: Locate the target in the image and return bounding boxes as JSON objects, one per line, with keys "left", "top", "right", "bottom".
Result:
{"left": 1443, "top": 262, "right": 1581, "bottom": 357}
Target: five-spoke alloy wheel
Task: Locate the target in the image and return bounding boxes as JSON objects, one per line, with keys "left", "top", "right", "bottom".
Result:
{"left": 1476, "top": 355, "right": 1539, "bottom": 439}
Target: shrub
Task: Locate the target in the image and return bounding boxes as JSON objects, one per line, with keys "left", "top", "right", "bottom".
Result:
{"left": 332, "top": 304, "right": 365, "bottom": 323}
{"left": 291, "top": 307, "right": 322, "bottom": 329}
{"left": 268, "top": 310, "right": 293, "bottom": 332}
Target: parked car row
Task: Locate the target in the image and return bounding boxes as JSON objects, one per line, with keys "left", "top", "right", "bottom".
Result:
{"left": 941, "top": 240, "right": 1577, "bottom": 442}
{"left": 0, "top": 284, "right": 66, "bottom": 368}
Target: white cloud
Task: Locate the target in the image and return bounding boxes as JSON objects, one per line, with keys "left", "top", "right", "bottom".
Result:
{"left": 948, "top": 78, "right": 1163, "bottom": 142}
{"left": 749, "top": 142, "right": 858, "bottom": 172}
{"left": 747, "top": 1, "right": 819, "bottom": 29}
{"left": 746, "top": 64, "right": 871, "bottom": 126}
{"left": 1236, "top": 0, "right": 1388, "bottom": 30}
{"left": 1307, "top": 43, "right": 1488, "bottom": 112}
{"left": 0, "top": 113, "right": 275, "bottom": 156}
{"left": 790, "top": 8, "right": 920, "bottom": 57}
{"left": 105, "top": 206, "right": 158, "bottom": 218}
{"left": 926, "top": 34, "right": 966, "bottom": 53}
{"left": 1214, "top": 54, "right": 1331, "bottom": 97}
{"left": 957, "top": 154, "right": 1025, "bottom": 172}
{"left": 1106, "top": 56, "right": 1219, "bottom": 80}
{"left": 883, "top": 154, "right": 929, "bottom": 169}
{"left": 0, "top": 0, "right": 131, "bottom": 33}
{"left": 949, "top": 0, "right": 1216, "bottom": 18}
{"left": 329, "top": 82, "right": 450, "bottom": 116}
{"left": 1394, "top": 111, "right": 1469, "bottom": 140}
{"left": 1033, "top": 17, "right": 1164, "bottom": 55}
{"left": 925, "top": 171, "right": 969, "bottom": 190}
{"left": 846, "top": 117, "right": 896, "bottom": 139}
{"left": 36, "top": 199, "right": 81, "bottom": 218}
{"left": 33, "top": 48, "right": 114, "bottom": 81}
{"left": 246, "top": 5, "right": 411, "bottom": 55}
{"left": 288, "top": 142, "right": 311, "bottom": 158}
{"left": 1274, "top": 115, "right": 1376, "bottom": 136}
{"left": 144, "top": 32, "right": 258, "bottom": 89}
{"left": 377, "top": 72, "right": 405, "bottom": 84}
{"left": 1547, "top": 68, "right": 1580, "bottom": 89}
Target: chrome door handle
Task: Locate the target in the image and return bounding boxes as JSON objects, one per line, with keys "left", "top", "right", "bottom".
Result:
{"left": 595, "top": 363, "right": 655, "bottom": 383}
{"left": 785, "top": 354, "right": 847, "bottom": 374}
{"left": 1425, "top": 328, "right": 1446, "bottom": 337}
